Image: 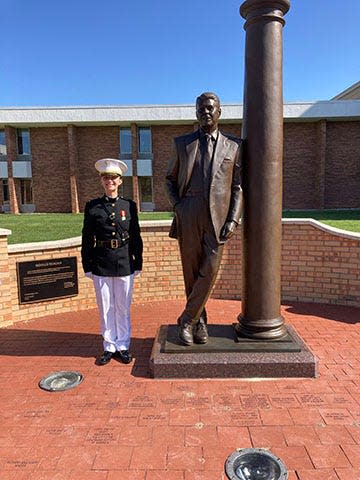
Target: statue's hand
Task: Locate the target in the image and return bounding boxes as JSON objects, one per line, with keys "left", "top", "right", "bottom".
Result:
{"left": 220, "top": 220, "right": 237, "bottom": 241}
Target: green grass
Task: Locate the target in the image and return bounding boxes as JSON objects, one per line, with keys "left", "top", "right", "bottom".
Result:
{"left": 0, "top": 214, "right": 84, "bottom": 244}
{"left": 0, "top": 210, "right": 359, "bottom": 244}
{"left": 282, "top": 209, "right": 360, "bottom": 233}
{"left": 0, "top": 212, "right": 173, "bottom": 244}
{"left": 138, "top": 212, "right": 173, "bottom": 221}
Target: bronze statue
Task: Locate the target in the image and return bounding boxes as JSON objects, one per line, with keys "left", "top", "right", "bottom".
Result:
{"left": 165, "top": 92, "right": 243, "bottom": 345}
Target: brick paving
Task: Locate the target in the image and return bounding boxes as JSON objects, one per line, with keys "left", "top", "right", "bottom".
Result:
{"left": 0, "top": 299, "right": 359, "bottom": 480}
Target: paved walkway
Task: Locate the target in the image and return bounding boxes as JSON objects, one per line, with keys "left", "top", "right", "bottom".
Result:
{"left": 0, "top": 299, "right": 359, "bottom": 480}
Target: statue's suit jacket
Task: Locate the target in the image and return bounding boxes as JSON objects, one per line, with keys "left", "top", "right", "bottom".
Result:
{"left": 166, "top": 129, "right": 243, "bottom": 244}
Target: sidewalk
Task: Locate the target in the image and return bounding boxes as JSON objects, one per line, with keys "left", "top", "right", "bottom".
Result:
{"left": 0, "top": 299, "right": 359, "bottom": 480}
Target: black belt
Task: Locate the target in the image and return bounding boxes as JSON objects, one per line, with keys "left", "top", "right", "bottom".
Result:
{"left": 96, "top": 239, "right": 121, "bottom": 249}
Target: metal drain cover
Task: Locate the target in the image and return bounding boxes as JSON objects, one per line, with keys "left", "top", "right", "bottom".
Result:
{"left": 39, "top": 371, "right": 83, "bottom": 392}
{"left": 225, "top": 448, "right": 288, "bottom": 479}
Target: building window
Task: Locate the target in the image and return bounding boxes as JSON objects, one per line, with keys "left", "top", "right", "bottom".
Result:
{"left": 2, "top": 179, "right": 9, "bottom": 203}
{"left": 139, "top": 176, "right": 153, "bottom": 204}
{"left": 0, "top": 130, "right": 6, "bottom": 155}
{"left": 20, "top": 179, "right": 33, "bottom": 204}
{"left": 17, "top": 129, "right": 31, "bottom": 155}
{"left": 137, "top": 159, "right": 152, "bottom": 176}
{"left": 120, "top": 128, "right": 132, "bottom": 155}
{"left": 119, "top": 177, "right": 133, "bottom": 199}
{"left": 138, "top": 127, "right": 152, "bottom": 154}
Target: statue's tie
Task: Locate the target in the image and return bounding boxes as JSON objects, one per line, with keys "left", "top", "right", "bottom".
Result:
{"left": 203, "top": 134, "right": 213, "bottom": 183}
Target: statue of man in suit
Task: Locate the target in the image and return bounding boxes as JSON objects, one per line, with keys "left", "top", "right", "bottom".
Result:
{"left": 165, "top": 92, "right": 243, "bottom": 346}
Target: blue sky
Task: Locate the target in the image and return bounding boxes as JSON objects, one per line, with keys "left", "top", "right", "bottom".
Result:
{"left": 2, "top": 0, "right": 359, "bottom": 106}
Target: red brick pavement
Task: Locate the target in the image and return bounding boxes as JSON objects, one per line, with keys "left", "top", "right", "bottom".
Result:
{"left": 0, "top": 299, "right": 359, "bottom": 480}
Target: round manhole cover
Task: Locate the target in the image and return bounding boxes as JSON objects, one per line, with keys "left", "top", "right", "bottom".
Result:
{"left": 39, "top": 371, "right": 84, "bottom": 392}
{"left": 225, "top": 448, "right": 288, "bottom": 479}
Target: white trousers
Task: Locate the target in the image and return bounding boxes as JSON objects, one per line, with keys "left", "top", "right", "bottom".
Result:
{"left": 93, "top": 274, "right": 134, "bottom": 352}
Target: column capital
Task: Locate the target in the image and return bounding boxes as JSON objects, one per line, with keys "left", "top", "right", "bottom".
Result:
{"left": 240, "top": 0, "right": 290, "bottom": 28}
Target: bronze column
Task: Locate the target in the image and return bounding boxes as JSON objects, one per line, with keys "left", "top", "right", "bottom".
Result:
{"left": 237, "top": 0, "right": 290, "bottom": 339}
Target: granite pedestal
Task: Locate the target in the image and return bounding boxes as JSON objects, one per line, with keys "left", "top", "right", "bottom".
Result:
{"left": 149, "top": 324, "right": 317, "bottom": 379}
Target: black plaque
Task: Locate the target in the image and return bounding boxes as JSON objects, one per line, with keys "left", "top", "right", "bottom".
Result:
{"left": 17, "top": 257, "right": 78, "bottom": 304}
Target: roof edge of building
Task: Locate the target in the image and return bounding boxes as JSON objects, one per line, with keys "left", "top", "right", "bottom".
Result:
{"left": 1, "top": 99, "right": 360, "bottom": 127}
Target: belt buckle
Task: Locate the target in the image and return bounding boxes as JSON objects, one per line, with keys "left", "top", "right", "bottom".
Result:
{"left": 111, "top": 239, "right": 118, "bottom": 248}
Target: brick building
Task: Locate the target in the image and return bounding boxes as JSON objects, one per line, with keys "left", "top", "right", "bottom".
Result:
{"left": 0, "top": 98, "right": 359, "bottom": 214}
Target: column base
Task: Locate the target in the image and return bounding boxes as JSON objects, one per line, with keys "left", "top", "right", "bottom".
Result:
{"left": 236, "top": 314, "right": 287, "bottom": 340}
{"left": 149, "top": 323, "right": 317, "bottom": 379}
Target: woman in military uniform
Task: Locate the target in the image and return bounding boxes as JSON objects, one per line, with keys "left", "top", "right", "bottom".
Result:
{"left": 81, "top": 158, "right": 143, "bottom": 365}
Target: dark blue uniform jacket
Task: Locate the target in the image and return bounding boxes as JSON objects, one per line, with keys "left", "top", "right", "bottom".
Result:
{"left": 81, "top": 196, "right": 143, "bottom": 277}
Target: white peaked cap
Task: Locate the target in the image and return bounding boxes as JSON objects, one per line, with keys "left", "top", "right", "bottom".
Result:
{"left": 95, "top": 158, "right": 128, "bottom": 176}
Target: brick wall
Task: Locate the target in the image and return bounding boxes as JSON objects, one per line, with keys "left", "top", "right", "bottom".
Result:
{"left": 0, "top": 229, "right": 13, "bottom": 326}
{"left": 283, "top": 122, "right": 319, "bottom": 209}
{"left": 281, "top": 220, "right": 360, "bottom": 304}
{"left": 216, "top": 219, "right": 360, "bottom": 306}
{"left": 325, "top": 121, "right": 360, "bottom": 208}
{"left": 131, "top": 119, "right": 359, "bottom": 211}
{"left": 76, "top": 126, "right": 120, "bottom": 209}
{"left": 30, "top": 126, "right": 121, "bottom": 213}
{"left": 4, "top": 119, "right": 358, "bottom": 213}
{"left": 219, "top": 124, "right": 242, "bottom": 137}
{"left": 31, "top": 127, "right": 72, "bottom": 212}
{"left": 1, "top": 220, "right": 359, "bottom": 327}
{"left": 152, "top": 125, "right": 192, "bottom": 211}
{"left": 6, "top": 239, "right": 96, "bottom": 324}
{"left": 136, "top": 222, "right": 184, "bottom": 302}
{"left": 5, "top": 126, "right": 20, "bottom": 213}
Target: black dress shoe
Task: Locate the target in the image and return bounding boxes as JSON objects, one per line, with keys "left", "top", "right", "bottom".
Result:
{"left": 96, "top": 351, "right": 113, "bottom": 366}
{"left": 178, "top": 319, "right": 194, "bottom": 346}
{"left": 193, "top": 318, "right": 209, "bottom": 344}
{"left": 114, "top": 350, "right": 133, "bottom": 364}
